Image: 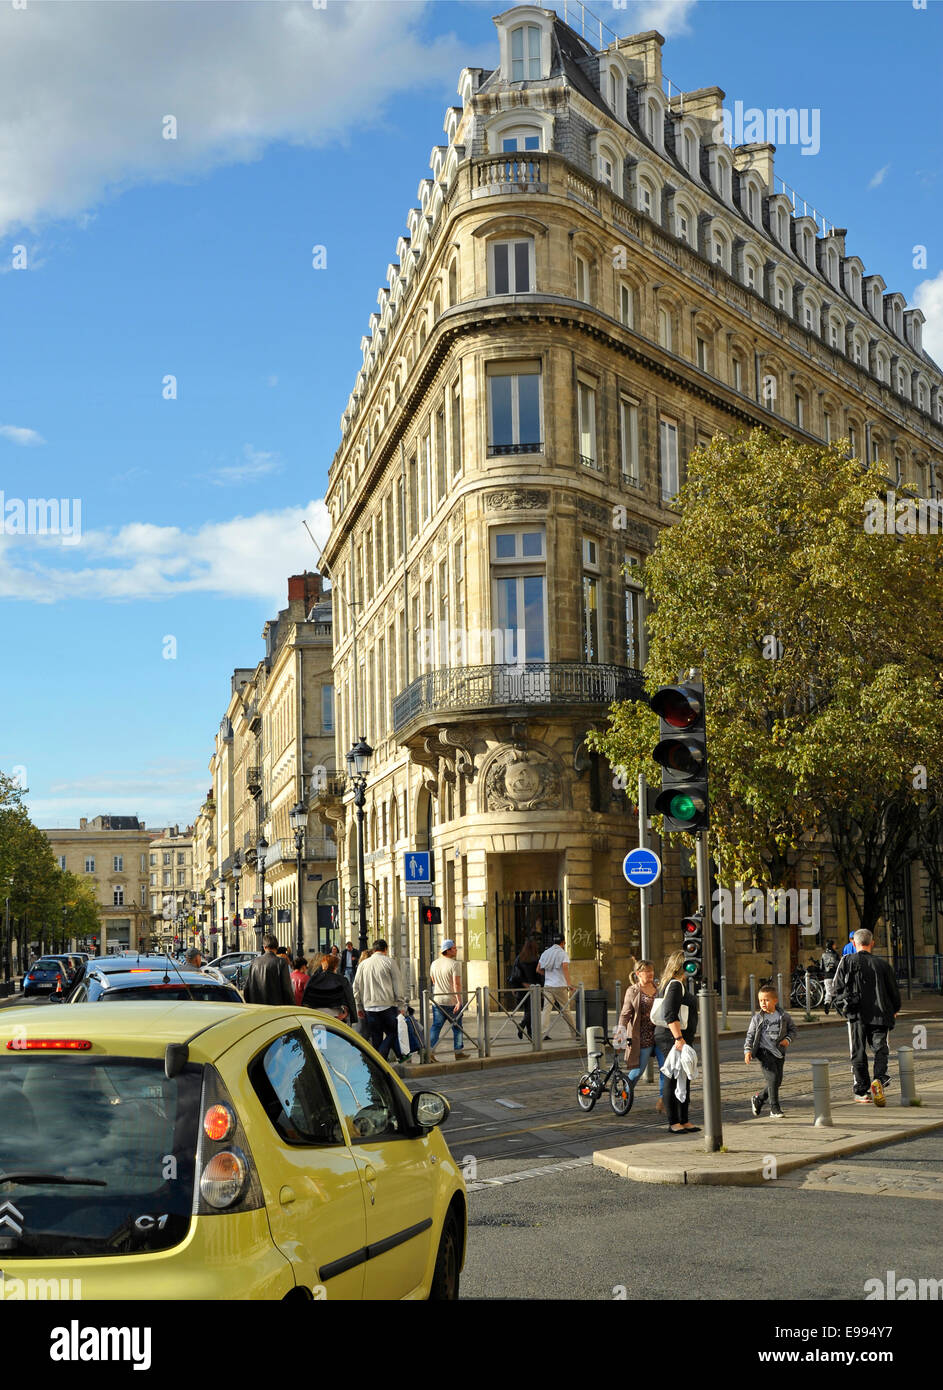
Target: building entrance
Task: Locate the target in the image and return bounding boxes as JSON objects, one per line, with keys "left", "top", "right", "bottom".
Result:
{"left": 494, "top": 890, "right": 563, "bottom": 982}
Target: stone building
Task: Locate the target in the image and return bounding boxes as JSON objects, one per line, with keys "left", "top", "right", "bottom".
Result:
{"left": 195, "top": 573, "right": 337, "bottom": 957}
{"left": 146, "top": 826, "right": 195, "bottom": 949}
{"left": 316, "top": 3, "right": 943, "bottom": 997}
{"left": 44, "top": 816, "right": 153, "bottom": 952}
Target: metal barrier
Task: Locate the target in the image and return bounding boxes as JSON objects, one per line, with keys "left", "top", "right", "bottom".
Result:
{"left": 811, "top": 1059, "right": 832, "bottom": 1127}
{"left": 421, "top": 987, "right": 481, "bottom": 1063}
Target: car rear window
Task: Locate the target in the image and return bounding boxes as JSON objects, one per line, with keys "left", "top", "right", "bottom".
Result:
{"left": 0, "top": 1056, "right": 201, "bottom": 1258}
{"left": 101, "top": 984, "right": 242, "bottom": 1002}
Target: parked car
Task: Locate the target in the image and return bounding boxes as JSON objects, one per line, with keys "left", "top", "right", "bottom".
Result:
{"left": 22, "top": 956, "right": 75, "bottom": 997}
{"left": 207, "top": 951, "right": 258, "bottom": 981}
{"left": 0, "top": 1000, "right": 465, "bottom": 1298}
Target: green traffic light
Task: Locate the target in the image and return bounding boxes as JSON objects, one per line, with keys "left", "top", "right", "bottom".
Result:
{"left": 669, "top": 793, "right": 698, "bottom": 821}
{"left": 683, "top": 961, "right": 699, "bottom": 974}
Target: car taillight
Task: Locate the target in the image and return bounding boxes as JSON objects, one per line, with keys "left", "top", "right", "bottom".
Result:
{"left": 200, "top": 1149, "right": 248, "bottom": 1208}
{"left": 203, "top": 1103, "right": 235, "bottom": 1142}
{"left": 26, "top": 973, "right": 36, "bottom": 981}
{"left": 5, "top": 1039, "right": 92, "bottom": 1050}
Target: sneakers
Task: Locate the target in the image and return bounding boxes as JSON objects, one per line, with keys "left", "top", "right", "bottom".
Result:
{"left": 453, "top": 1052, "right": 469, "bottom": 1061}
{"left": 770, "top": 1108, "right": 785, "bottom": 1118}
{"left": 870, "top": 1079, "right": 886, "bottom": 1107}
{"left": 823, "top": 1002, "right": 830, "bottom": 1015}
{"left": 751, "top": 1094, "right": 763, "bottom": 1117}
{"left": 854, "top": 1093, "right": 873, "bottom": 1104}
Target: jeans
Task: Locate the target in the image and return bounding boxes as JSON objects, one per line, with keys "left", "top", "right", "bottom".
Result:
{"left": 664, "top": 1072, "right": 690, "bottom": 1126}
{"left": 848, "top": 1019, "right": 890, "bottom": 1095}
{"left": 430, "top": 1003, "right": 463, "bottom": 1052}
{"left": 366, "top": 1005, "right": 402, "bottom": 1061}
{"left": 754, "top": 1046, "right": 785, "bottom": 1109}
{"left": 627, "top": 1043, "right": 667, "bottom": 1095}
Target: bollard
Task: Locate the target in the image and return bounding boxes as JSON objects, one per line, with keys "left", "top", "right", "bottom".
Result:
{"left": 576, "top": 981, "right": 585, "bottom": 1038}
{"left": 586, "top": 1026, "right": 604, "bottom": 1072}
{"left": 478, "top": 988, "right": 490, "bottom": 1059}
{"left": 898, "top": 1046, "right": 918, "bottom": 1106}
{"left": 811, "top": 1058, "right": 832, "bottom": 1127}
{"left": 614, "top": 978, "right": 621, "bottom": 1013}
{"left": 748, "top": 973, "right": 756, "bottom": 1010}
{"left": 803, "top": 970, "right": 814, "bottom": 1022}
{"left": 720, "top": 974, "right": 728, "bottom": 1031}
{"left": 421, "top": 989, "right": 432, "bottom": 1063}
{"left": 532, "top": 985, "right": 542, "bottom": 1052}
{"left": 776, "top": 973, "right": 784, "bottom": 1009}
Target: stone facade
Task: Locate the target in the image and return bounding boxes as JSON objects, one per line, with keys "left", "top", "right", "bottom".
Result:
{"left": 44, "top": 816, "right": 153, "bottom": 952}
{"left": 317, "top": 5, "right": 943, "bottom": 998}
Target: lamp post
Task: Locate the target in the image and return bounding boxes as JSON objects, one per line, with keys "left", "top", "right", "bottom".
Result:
{"left": 346, "top": 735, "right": 373, "bottom": 954}
{"left": 256, "top": 835, "right": 268, "bottom": 947}
{"left": 232, "top": 851, "right": 242, "bottom": 952}
{"left": 61, "top": 905, "right": 67, "bottom": 955}
{"left": 217, "top": 874, "right": 226, "bottom": 956}
{"left": 4, "top": 888, "right": 12, "bottom": 984}
{"left": 289, "top": 801, "right": 308, "bottom": 960}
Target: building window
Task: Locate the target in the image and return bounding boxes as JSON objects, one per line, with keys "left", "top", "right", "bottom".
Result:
{"left": 581, "top": 563, "right": 600, "bottom": 663}
{"left": 322, "top": 685, "right": 334, "bottom": 733}
{"left": 408, "top": 454, "right": 418, "bottom": 539}
{"left": 638, "top": 179, "right": 653, "bottom": 216}
{"left": 110, "top": 854, "right": 123, "bottom": 872}
{"left": 487, "top": 363, "right": 542, "bottom": 455}
{"left": 747, "top": 186, "right": 758, "bottom": 223}
{"left": 450, "top": 380, "right": 462, "bottom": 477}
{"left": 438, "top": 557, "right": 450, "bottom": 666}
{"left": 490, "top": 238, "right": 533, "bottom": 295}
{"left": 177, "top": 851, "right": 185, "bottom": 866}
{"left": 149, "top": 852, "right": 156, "bottom": 866}
{"left": 411, "top": 595, "right": 421, "bottom": 676}
{"left": 696, "top": 336, "right": 708, "bottom": 372}
{"left": 163, "top": 852, "right": 171, "bottom": 867}
{"left": 625, "top": 558, "right": 643, "bottom": 668}
{"left": 619, "top": 283, "right": 634, "bottom": 328}
{"left": 731, "top": 356, "right": 743, "bottom": 392}
{"left": 794, "top": 394, "right": 804, "bottom": 428}
{"left": 150, "top": 873, "right": 156, "bottom": 887}
{"left": 491, "top": 528, "right": 546, "bottom": 664}
{"left": 775, "top": 279, "right": 787, "bottom": 312}
{"left": 597, "top": 152, "right": 614, "bottom": 189}
{"left": 114, "top": 887, "right": 124, "bottom": 907}
{"left": 577, "top": 379, "right": 597, "bottom": 468}
{"left": 620, "top": 397, "right": 640, "bottom": 484}
{"left": 659, "top": 418, "right": 679, "bottom": 501}
{"left": 658, "top": 307, "right": 672, "bottom": 351}
{"left": 848, "top": 423, "right": 857, "bottom": 456}
{"left": 140, "top": 853, "right": 146, "bottom": 873}
{"left": 575, "top": 254, "right": 590, "bottom": 302}
{"left": 744, "top": 258, "right": 757, "bottom": 291}
{"left": 830, "top": 319, "right": 841, "bottom": 349}
{"left": 804, "top": 302, "right": 815, "bottom": 332}
{"left": 824, "top": 412, "right": 832, "bottom": 444}
{"left": 177, "top": 871, "right": 186, "bottom": 886}
{"left": 163, "top": 871, "right": 171, "bottom": 887}
{"left": 853, "top": 335, "right": 863, "bottom": 366}
{"left": 713, "top": 235, "right": 728, "bottom": 271}
{"left": 454, "top": 540, "right": 465, "bottom": 660}
{"left": 510, "top": 23, "right": 541, "bottom": 81}
{"left": 422, "top": 433, "right": 432, "bottom": 521}
{"left": 57, "top": 855, "right": 66, "bottom": 871}
{"left": 684, "top": 131, "right": 696, "bottom": 174}
{"left": 85, "top": 857, "right": 95, "bottom": 874}
{"left": 435, "top": 404, "right": 446, "bottom": 505}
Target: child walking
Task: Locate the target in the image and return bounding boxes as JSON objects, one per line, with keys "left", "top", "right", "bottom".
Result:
{"left": 744, "top": 985, "right": 797, "bottom": 1118}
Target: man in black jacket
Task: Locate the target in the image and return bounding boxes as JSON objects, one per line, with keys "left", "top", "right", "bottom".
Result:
{"left": 831, "top": 928, "right": 901, "bottom": 1106}
{"left": 243, "top": 933, "right": 294, "bottom": 1006}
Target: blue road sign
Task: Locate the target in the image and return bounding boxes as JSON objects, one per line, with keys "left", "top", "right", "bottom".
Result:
{"left": 623, "top": 848, "right": 662, "bottom": 888}
{"left": 404, "top": 851, "right": 431, "bottom": 884}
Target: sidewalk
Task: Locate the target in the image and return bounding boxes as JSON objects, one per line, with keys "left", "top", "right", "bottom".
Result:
{"left": 399, "top": 988, "right": 943, "bottom": 1080}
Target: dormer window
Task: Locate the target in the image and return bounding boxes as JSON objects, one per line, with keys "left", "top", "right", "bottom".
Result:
{"left": 803, "top": 231, "right": 813, "bottom": 264}
{"left": 637, "top": 177, "right": 654, "bottom": 216}
{"left": 684, "top": 132, "right": 697, "bottom": 174}
{"left": 608, "top": 69, "right": 624, "bottom": 116}
{"left": 777, "top": 209, "right": 788, "bottom": 244}
{"left": 713, "top": 233, "right": 729, "bottom": 272}
{"left": 511, "top": 23, "right": 541, "bottom": 81}
{"left": 748, "top": 186, "right": 759, "bottom": 223}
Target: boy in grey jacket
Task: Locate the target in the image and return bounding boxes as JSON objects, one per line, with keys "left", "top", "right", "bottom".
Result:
{"left": 744, "top": 985, "right": 798, "bottom": 1118}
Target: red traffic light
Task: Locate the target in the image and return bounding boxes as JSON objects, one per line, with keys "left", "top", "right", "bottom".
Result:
{"left": 650, "top": 686, "right": 702, "bottom": 729}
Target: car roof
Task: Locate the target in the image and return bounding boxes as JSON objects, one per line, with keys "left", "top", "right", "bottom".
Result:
{"left": 85, "top": 966, "right": 232, "bottom": 986}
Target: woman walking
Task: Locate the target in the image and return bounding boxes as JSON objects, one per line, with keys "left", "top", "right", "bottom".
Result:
{"left": 653, "top": 950, "right": 699, "bottom": 1134}
{"left": 513, "top": 935, "right": 541, "bottom": 1040}
{"left": 617, "top": 959, "right": 667, "bottom": 1112}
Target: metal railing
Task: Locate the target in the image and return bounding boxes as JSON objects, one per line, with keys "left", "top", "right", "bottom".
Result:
{"left": 392, "top": 662, "right": 644, "bottom": 731}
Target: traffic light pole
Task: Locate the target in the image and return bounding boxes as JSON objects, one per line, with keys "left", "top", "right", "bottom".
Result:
{"left": 638, "top": 773, "right": 651, "bottom": 962}
{"left": 695, "top": 832, "right": 723, "bottom": 1152}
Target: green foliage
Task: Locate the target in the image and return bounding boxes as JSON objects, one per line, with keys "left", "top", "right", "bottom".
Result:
{"left": 589, "top": 429, "right": 943, "bottom": 899}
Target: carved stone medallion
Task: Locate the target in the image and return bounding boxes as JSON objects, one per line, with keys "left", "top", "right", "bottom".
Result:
{"left": 485, "top": 747, "right": 561, "bottom": 811}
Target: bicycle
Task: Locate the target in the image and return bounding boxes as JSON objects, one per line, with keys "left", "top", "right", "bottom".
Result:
{"left": 577, "top": 1042, "right": 634, "bottom": 1116}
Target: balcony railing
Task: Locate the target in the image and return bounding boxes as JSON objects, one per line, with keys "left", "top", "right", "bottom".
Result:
{"left": 392, "top": 662, "right": 644, "bottom": 732}
{"left": 309, "top": 772, "right": 347, "bottom": 801}
{"left": 475, "top": 156, "right": 545, "bottom": 192}
{"left": 487, "top": 441, "right": 543, "bottom": 457}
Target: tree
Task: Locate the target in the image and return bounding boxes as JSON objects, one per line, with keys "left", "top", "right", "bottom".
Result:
{"left": 590, "top": 429, "right": 943, "bottom": 938}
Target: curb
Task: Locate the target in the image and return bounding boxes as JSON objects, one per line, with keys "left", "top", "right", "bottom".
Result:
{"left": 396, "top": 1044, "right": 585, "bottom": 1081}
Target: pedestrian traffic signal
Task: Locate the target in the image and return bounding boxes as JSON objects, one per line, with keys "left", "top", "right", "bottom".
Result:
{"left": 682, "top": 913, "right": 704, "bottom": 980}
{"left": 421, "top": 903, "right": 442, "bottom": 926}
{"left": 650, "top": 678, "right": 710, "bottom": 833}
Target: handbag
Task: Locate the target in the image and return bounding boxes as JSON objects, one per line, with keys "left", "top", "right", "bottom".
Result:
{"left": 650, "top": 985, "right": 689, "bottom": 1030}
{"left": 507, "top": 958, "right": 524, "bottom": 989}
{"left": 396, "top": 1012, "right": 411, "bottom": 1056}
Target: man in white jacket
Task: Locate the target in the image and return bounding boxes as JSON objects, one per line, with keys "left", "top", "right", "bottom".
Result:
{"left": 354, "top": 939, "right": 407, "bottom": 1060}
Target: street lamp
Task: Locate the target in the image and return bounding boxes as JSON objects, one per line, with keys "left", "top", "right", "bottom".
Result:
{"left": 256, "top": 834, "right": 268, "bottom": 948}
{"left": 217, "top": 873, "right": 226, "bottom": 956}
{"left": 346, "top": 735, "right": 373, "bottom": 954}
{"left": 289, "top": 800, "right": 308, "bottom": 960}
{"left": 232, "top": 850, "right": 242, "bottom": 952}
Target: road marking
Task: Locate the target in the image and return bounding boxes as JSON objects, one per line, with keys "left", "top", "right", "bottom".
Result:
{"left": 494, "top": 1099, "right": 524, "bottom": 1109}
{"left": 467, "top": 1155, "right": 594, "bottom": 1192}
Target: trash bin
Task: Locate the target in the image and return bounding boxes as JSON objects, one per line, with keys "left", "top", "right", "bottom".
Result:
{"left": 577, "top": 988, "right": 609, "bottom": 1036}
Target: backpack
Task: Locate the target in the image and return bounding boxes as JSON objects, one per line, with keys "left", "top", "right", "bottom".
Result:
{"left": 841, "top": 954, "right": 877, "bottom": 1016}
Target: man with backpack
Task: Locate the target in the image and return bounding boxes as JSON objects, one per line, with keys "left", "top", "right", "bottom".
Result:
{"left": 831, "top": 928, "right": 901, "bottom": 1105}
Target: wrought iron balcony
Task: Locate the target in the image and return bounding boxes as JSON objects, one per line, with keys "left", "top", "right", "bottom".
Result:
{"left": 392, "top": 662, "right": 644, "bottom": 733}
{"left": 487, "top": 441, "right": 543, "bottom": 457}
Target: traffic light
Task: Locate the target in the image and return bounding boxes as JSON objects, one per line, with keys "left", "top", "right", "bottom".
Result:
{"left": 682, "top": 913, "right": 704, "bottom": 981}
{"left": 421, "top": 903, "right": 442, "bottom": 926}
{"left": 650, "top": 678, "right": 710, "bottom": 833}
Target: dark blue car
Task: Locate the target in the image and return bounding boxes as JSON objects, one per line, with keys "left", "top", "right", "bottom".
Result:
{"left": 22, "top": 956, "right": 74, "bottom": 997}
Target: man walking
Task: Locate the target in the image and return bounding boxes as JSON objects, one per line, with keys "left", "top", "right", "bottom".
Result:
{"left": 429, "top": 940, "right": 467, "bottom": 1061}
{"left": 831, "top": 928, "right": 901, "bottom": 1105}
{"left": 243, "top": 932, "right": 295, "bottom": 1006}
{"left": 340, "top": 940, "right": 360, "bottom": 982}
{"left": 537, "top": 932, "right": 575, "bottom": 1040}
{"left": 354, "top": 938, "right": 407, "bottom": 1060}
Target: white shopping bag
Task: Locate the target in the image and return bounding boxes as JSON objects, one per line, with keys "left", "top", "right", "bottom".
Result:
{"left": 397, "top": 1012, "right": 411, "bottom": 1056}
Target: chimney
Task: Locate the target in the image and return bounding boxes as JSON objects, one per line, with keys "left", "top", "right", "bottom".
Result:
{"left": 287, "top": 570, "right": 323, "bottom": 618}
{"left": 79, "top": 818, "right": 87, "bottom": 830}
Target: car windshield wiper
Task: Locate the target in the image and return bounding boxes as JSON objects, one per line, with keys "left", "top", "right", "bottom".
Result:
{"left": 0, "top": 1172, "right": 108, "bottom": 1187}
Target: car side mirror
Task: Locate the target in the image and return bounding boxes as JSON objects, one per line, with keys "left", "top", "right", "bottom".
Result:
{"left": 411, "top": 1091, "right": 450, "bottom": 1130}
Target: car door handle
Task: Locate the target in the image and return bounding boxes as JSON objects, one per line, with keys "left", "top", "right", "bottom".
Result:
{"left": 279, "top": 1186, "right": 296, "bottom": 1206}
{"left": 363, "top": 1163, "right": 377, "bottom": 1205}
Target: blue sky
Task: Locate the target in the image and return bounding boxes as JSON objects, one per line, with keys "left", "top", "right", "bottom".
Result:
{"left": 1, "top": 0, "right": 941, "bottom": 829}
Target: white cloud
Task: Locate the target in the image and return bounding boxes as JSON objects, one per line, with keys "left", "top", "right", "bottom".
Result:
{"left": 0, "top": 425, "right": 45, "bottom": 446}
{"left": 0, "top": 1, "right": 464, "bottom": 237}
{"left": 868, "top": 164, "right": 891, "bottom": 189}
{"left": 206, "top": 444, "right": 283, "bottom": 486}
{"left": 629, "top": 1, "right": 697, "bottom": 38}
{"left": 914, "top": 270, "right": 943, "bottom": 368}
{"left": 0, "top": 499, "right": 332, "bottom": 603}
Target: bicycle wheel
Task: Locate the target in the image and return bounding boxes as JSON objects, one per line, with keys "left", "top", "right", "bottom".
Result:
{"left": 609, "top": 1069, "right": 634, "bottom": 1116}
{"left": 577, "top": 1073, "right": 598, "bottom": 1112}
{"left": 808, "top": 978, "right": 825, "bottom": 1008}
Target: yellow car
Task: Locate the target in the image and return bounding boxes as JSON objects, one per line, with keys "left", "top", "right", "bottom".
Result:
{"left": 0, "top": 1002, "right": 466, "bottom": 1300}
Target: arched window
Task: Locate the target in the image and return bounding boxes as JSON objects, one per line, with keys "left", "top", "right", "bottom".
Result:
{"left": 510, "top": 23, "right": 541, "bottom": 81}
{"left": 432, "top": 290, "right": 442, "bottom": 321}
{"left": 828, "top": 314, "right": 843, "bottom": 351}
{"left": 608, "top": 69, "right": 623, "bottom": 116}
{"left": 448, "top": 259, "right": 458, "bottom": 306}
{"left": 658, "top": 305, "right": 673, "bottom": 351}
{"left": 675, "top": 200, "right": 695, "bottom": 247}
{"left": 774, "top": 276, "right": 789, "bottom": 313}
{"left": 637, "top": 176, "right": 655, "bottom": 217}
{"left": 713, "top": 232, "right": 729, "bottom": 272}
